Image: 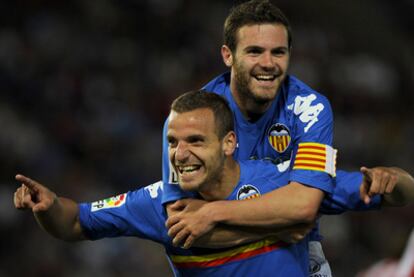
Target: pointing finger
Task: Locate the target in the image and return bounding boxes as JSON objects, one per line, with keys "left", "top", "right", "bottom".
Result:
{"left": 359, "top": 179, "right": 371, "bottom": 204}
{"left": 360, "top": 167, "right": 372, "bottom": 181}
{"left": 15, "top": 174, "right": 41, "bottom": 192}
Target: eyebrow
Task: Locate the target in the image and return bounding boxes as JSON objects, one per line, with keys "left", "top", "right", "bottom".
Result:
{"left": 244, "top": 45, "right": 264, "bottom": 52}
{"left": 187, "top": 134, "right": 205, "bottom": 142}
{"left": 243, "top": 45, "right": 289, "bottom": 52}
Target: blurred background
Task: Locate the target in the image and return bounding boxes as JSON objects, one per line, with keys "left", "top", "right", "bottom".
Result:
{"left": 1, "top": 0, "right": 413, "bottom": 276}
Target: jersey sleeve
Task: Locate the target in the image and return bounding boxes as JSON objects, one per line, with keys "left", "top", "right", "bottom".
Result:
{"left": 161, "top": 117, "right": 197, "bottom": 205}
{"left": 288, "top": 92, "right": 335, "bottom": 193}
{"left": 319, "top": 170, "right": 382, "bottom": 215}
{"left": 78, "top": 181, "right": 166, "bottom": 242}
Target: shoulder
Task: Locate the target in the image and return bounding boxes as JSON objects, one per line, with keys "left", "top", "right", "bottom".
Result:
{"left": 231, "top": 160, "right": 290, "bottom": 199}
{"left": 284, "top": 75, "right": 331, "bottom": 106}
{"left": 139, "top": 181, "right": 165, "bottom": 201}
{"left": 116, "top": 181, "right": 164, "bottom": 213}
{"left": 283, "top": 75, "right": 333, "bottom": 134}
{"left": 240, "top": 160, "right": 289, "bottom": 184}
{"left": 202, "top": 72, "right": 230, "bottom": 95}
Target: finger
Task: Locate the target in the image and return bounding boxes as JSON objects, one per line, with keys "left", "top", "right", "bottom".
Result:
{"left": 360, "top": 167, "right": 372, "bottom": 182}
{"left": 292, "top": 232, "right": 305, "bottom": 243}
{"left": 361, "top": 167, "right": 377, "bottom": 198}
{"left": 370, "top": 170, "right": 388, "bottom": 195}
{"left": 377, "top": 171, "right": 390, "bottom": 194}
{"left": 167, "top": 221, "right": 184, "bottom": 238}
{"left": 30, "top": 195, "right": 56, "bottom": 213}
{"left": 169, "top": 199, "right": 188, "bottom": 211}
{"left": 14, "top": 189, "right": 23, "bottom": 208}
{"left": 14, "top": 187, "right": 36, "bottom": 209}
{"left": 21, "top": 185, "right": 26, "bottom": 202}
{"left": 367, "top": 170, "right": 382, "bottom": 196}
{"left": 15, "top": 174, "right": 41, "bottom": 192}
{"left": 172, "top": 229, "right": 191, "bottom": 248}
{"left": 32, "top": 202, "right": 49, "bottom": 213}
{"left": 385, "top": 174, "right": 398, "bottom": 194}
{"left": 359, "top": 180, "right": 371, "bottom": 204}
{"left": 165, "top": 215, "right": 181, "bottom": 229}
{"left": 183, "top": 234, "right": 196, "bottom": 249}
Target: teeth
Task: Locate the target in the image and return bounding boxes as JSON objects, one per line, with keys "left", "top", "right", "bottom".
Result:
{"left": 178, "top": 165, "right": 200, "bottom": 173}
{"left": 256, "top": 75, "right": 275, "bottom": 80}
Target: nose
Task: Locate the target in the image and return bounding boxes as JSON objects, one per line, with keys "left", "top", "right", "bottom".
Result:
{"left": 174, "top": 141, "right": 190, "bottom": 162}
{"left": 259, "top": 52, "right": 275, "bottom": 69}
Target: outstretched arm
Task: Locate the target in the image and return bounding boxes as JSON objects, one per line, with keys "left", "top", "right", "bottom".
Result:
{"left": 360, "top": 166, "right": 414, "bottom": 206}
{"left": 13, "top": 174, "right": 85, "bottom": 241}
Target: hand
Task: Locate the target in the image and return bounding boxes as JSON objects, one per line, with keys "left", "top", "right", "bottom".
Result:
{"left": 360, "top": 166, "right": 398, "bottom": 204}
{"left": 14, "top": 174, "right": 57, "bottom": 213}
{"left": 166, "top": 199, "right": 217, "bottom": 249}
{"left": 275, "top": 222, "right": 315, "bottom": 244}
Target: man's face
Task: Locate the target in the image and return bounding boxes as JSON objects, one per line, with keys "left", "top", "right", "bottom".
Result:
{"left": 228, "top": 23, "right": 290, "bottom": 104}
{"left": 167, "top": 108, "right": 226, "bottom": 192}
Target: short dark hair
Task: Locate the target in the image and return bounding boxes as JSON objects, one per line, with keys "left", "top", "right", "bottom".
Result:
{"left": 171, "top": 90, "right": 234, "bottom": 139}
{"left": 224, "top": 0, "right": 292, "bottom": 52}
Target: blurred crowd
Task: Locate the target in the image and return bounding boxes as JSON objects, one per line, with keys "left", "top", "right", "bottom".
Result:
{"left": 1, "top": 0, "right": 413, "bottom": 276}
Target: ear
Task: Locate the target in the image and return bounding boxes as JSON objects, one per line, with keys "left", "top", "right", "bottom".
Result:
{"left": 221, "top": 45, "right": 233, "bottom": 67}
{"left": 222, "top": 131, "right": 237, "bottom": 156}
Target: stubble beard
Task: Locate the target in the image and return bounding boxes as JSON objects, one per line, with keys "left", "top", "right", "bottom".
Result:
{"left": 197, "top": 153, "right": 226, "bottom": 197}
{"left": 233, "top": 62, "right": 278, "bottom": 106}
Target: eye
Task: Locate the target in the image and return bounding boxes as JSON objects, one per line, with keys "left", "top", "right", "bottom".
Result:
{"left": 245, "top": 46, "right": 263, "bottom": 56}
{"left": 248, "top": 49, "right": 261, "bottom": 55}
{"left": 272, "top": 47, "right": 288, "bottom": 57}
{"left": 167, "top": 137, "right": 177, "bottom": 148}
{"left": 188, "top": 135, "right": 204, "bottom": 146}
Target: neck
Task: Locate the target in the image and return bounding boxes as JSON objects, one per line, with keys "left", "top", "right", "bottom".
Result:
{"left": 199, "top": 159, "right": 240, "bottom": 201}
{"left": 230, "top": 80, "right": 272, "bottom": 123}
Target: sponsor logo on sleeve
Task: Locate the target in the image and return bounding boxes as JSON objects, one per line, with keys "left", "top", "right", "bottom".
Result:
{"left": 91, "top": 193, "right": 127, "bottom": 212}
{"left": 267, "top": 123, "right": 291, "bottom": 153}
{"left": 287, "top": 94, "right": 325, "bottom": 133}
{"left": 144, "top": 181, "right": 163, "bottom": 198}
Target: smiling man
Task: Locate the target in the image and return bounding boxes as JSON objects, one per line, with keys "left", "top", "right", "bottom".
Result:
{"left": 161, "top": 1, "right": 335, "bottom": 275}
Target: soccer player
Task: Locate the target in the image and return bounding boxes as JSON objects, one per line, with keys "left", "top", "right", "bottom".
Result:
{"left": 162, "top": 0, "right": 336, "bottom": 274}
{"left": 14, "top": 91, "right": 414, "bottom": 277}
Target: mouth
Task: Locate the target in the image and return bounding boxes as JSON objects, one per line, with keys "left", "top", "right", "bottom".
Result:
{"left": 254, "top": 74, "right": 276, "bottom": 81}
{"left": 176, "top": 165, "right": 202, "bottom": 175}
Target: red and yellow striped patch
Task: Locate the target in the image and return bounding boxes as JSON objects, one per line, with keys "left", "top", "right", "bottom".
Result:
{"left": 170, "top": 238, "right": 288, "bottom": 268}
{"left": 268, "top": 134, "right": 291, "bottom": 153}
{"left": 293, "top": 142, "right": 337, "bottom": 177}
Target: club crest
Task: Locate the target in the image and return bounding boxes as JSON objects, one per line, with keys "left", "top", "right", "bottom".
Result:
{"left": 237, "top": 185, "right": 260, "bottom": 200}
{"left": 268, "top": 123, "right": 291, "bottom": 153}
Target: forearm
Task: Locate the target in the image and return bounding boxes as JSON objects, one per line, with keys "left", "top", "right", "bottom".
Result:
{"left": 192, "top": 224, "right": 276, "bottom": 248}
{"left": 383, "top": 168, "right": 414, "bottom": 206}
{"left": 34, "top": 197, "right": 84, "bottom": 241}
{"left": 193, "top": 222, "right": 313, "bottom": 248}
{"left": 207, "top": 182, "right": 323, "bottom": 228}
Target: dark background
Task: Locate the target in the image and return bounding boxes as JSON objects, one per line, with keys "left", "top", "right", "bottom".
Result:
{"left": 1, "top": 0, "right": 413, "bottom": 276}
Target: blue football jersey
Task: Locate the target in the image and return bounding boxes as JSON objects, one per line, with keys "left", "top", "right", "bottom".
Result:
{"left": 162, "top": 72, "right": 335, "bottom": 204}
{"left": 79, "top": 160, "right": 380, "bottom": 277}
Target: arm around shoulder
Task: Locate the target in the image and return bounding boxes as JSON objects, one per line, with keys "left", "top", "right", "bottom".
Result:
{"left": 207, "top": 181, "right": 323, "bottom": 228}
